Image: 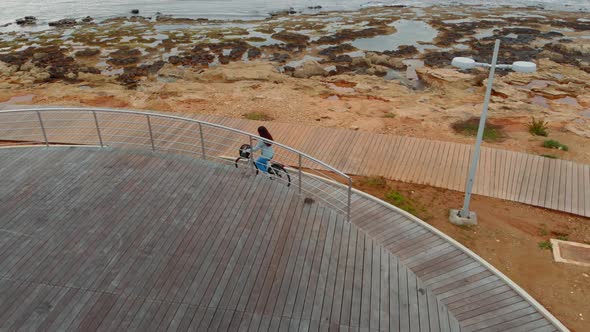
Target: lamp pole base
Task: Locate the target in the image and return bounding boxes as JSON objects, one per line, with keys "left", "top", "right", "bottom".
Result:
{"left": 449, "top": 209, "right": 478, "bottom": 226}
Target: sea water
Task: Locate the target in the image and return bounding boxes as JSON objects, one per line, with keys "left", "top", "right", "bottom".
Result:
{"left": 0, "top": 0, "right": 588, "bottom": 28}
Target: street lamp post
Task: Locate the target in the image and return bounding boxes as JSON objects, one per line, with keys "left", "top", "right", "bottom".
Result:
{"left": 449, "top": 39, "right": 536, "bottom": 225}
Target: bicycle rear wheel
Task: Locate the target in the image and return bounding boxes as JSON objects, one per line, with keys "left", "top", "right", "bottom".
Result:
{"left": 271, "top": 164, "right": 291, "bottom": 187}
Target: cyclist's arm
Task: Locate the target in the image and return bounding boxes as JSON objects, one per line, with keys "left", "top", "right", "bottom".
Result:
{"left": 250, "top": 140, "right": 264, "bottom": 153}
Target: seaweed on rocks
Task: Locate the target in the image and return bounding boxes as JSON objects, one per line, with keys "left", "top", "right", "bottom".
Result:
{"left": 383, "top": 45, "right": 418, "bottom": 57}
{"left": 247, "top": 48, "right": 262, "bottom": 60}
{"left": 315, "top": 27, "right": 389, "bottom": 45}
{"left": 318, "top": 44, "right": 357, "bottom": 57}
{"left": 49, "top": 19, "right": 77, "bottom": 27}
{"left": 108, "top": 47, "right": 142, "bottom": 66}
{"left": 270, "top": 31, "right": 310, "bottom": 44}
{"left": 75, "top": 48, "right": 100, "bottom": 58}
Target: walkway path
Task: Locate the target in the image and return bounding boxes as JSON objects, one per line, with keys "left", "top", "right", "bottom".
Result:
{"left": 188, "top": 114, "right": 590, "bottom": 218}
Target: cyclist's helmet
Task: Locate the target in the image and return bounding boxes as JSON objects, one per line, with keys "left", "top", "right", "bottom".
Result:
{"left": 239, "top": 144, "right": 251, "bottom": 158}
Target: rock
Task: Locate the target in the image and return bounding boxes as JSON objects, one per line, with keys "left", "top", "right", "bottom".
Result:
{"left": 65, "top": 72, "right": 77, "bottom": 80}
{"left": 416, "top": 67, "right": 473, "bottom": 88}
{"left": 367, "top": 65, "right": 389, "bottom": 77}
{"left": 16, "top": 16, "right": 37, "bottom": 25}
{"left": 33, "top": 52, "right": 48, "bottom": 60}
{"left": 199, "top": 62, "right": 285, "bottom": 83}
{"left": 565, "top": 119, "right": 590, "bottom": 138}
{"left": 48, "top": 18, "right": 77, "bottom": 27}
{"left": 351, "top": 57, "right": 370, "bottom": 68}
{"left": 531, "top": 86, "right": 574, "bottom": 100}
{"left": 0, "top": 82, "right": 18, "bottom": 89}
{"left": 20, "top": 61, "right": 35, "bottom": 71}
{"left": 578, "top": 95, "right": 590, "bottom": 108}
{"left": 78, "top": 72, "right": 111, "bottom": 83}
{"left": 131, "top": 9, "right": 140, "bottom": 14}
{"left": 366, "top": 52, "right": 389, "bottom": 66}
{"left": 269, "top": 53, "right": 290, "bottom": 63}
{"left": 308, "top": 5, "right": 322, "bottom": 9}
{"left": 75, "top": 48, "right": 100, "bottom": 57}
{"left": 0, "top": 61, "right": 18, "bottom": 75}
{"left": 329, "top": 106, "right": 349, "bottom": 113}
{"left": 384, "top": 45, "right": 419, "bottom": 57}
{"left": 157, "top": 63, "right": 197, "bottom": 80}
{"left": 82, "top": 16, "right": 93, "bottom": 23}
{"left": 293, "top": 61, "right": 327, "bottom": 78}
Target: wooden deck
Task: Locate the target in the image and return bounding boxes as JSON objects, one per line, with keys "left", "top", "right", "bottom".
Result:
{"left": 0, "top": 147, "right": 565, "bottom": 331}
{"left": 186, "top": 113, "right": 590, "bottom": 218}
{"left": 0, "top": 108, "right": 587, "bottom": 218}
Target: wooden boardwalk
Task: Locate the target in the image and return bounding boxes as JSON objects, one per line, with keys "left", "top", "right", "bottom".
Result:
{"left": 0, "top": 108, "right": 587, "bottom": 218}
{"left": 0, "top": 147, "right": 565, "bottom": 331}
{"left": 185, "top": 114, "right": 590, "bottom": 218}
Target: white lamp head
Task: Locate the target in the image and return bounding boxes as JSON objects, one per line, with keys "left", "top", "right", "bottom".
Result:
{"left": 511, "top": 61, "right": 536, "bottom": 73}
{"left": 451, "top": 57, "right": 476, "bottom": 70}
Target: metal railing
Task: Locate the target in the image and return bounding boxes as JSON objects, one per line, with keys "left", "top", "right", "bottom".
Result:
{"left": 0, "top": 108, "right": 353, "bottom": 220}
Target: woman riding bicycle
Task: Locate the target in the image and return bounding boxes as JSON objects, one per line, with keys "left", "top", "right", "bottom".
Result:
{"left": 250, "top": 126, "right": 274, "bottom": 173}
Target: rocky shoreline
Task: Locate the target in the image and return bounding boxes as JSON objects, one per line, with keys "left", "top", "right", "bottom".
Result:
{"left": 1, "top": 5, "right": 590, "bottom": 162}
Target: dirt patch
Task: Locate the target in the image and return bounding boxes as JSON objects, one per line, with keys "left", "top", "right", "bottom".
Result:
{"left": 353, "top": 176, "right": 590, "bottom": 332}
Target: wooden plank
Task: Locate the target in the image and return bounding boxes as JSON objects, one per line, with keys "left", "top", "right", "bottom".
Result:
{"left": 565, "top": 160, "right": 574, "bottom": 213}
{"left": 397, "top": 262, "right": 409, "bottom": 332}
{"left": 585, "top": 165, "right": 590, "bottom": 217}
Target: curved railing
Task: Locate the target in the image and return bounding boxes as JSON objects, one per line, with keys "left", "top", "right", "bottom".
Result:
{"left": 0, "top": 108, "right": 352, "bottom": 219}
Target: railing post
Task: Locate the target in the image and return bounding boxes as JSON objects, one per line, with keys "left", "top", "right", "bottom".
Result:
{"left": 347, "top": 177, "right": 352, "bottom": 222}
{"left": 249, "top": 135, "right": 254, "bottom": 170}
{"left": 199, "top": 123, "right": 206, "bottom": 160}
{"left": 146, "top": 115, "right": 155, "bottom": 151}
{"left": 36, "top": 111, "right": 49, "bottom": 147}
{"left": 92, "top": 111, "right": 103, "bottom": 147}
{"left": 298, "top": 154, "right": 302, "bottom": 194}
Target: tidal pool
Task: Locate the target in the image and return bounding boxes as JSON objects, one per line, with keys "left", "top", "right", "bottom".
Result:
{"left": 351, "top": 19, "right": 438, "bottom": 52}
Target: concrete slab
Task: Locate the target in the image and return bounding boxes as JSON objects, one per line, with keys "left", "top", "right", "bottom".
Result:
{"left": 551, "top": 239, "right": 590, "bottom": 267}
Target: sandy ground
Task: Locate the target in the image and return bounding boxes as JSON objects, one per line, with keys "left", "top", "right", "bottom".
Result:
{"left": 353, "top": 176, "right": 590, "bottom": 332}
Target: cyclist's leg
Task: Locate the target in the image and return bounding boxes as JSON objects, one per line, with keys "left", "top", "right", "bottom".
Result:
{"left": 255, "top": 156, "right": 270, "bottom": 173}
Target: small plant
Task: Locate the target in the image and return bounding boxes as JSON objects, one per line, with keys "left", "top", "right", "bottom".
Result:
{"left": 361, "top": 176, "right": 387, "bottom": 188}
{"left": 538, "top": 228, "right": 548, "bottom": 236}
{"left": 540, "top": 154, "right": 558, "bottom": 159}
{"left": 384, "top": 112, "right": 396, "bottom": 118}
{"left": 538, "top": 240, "right": 553, "bottom": 250}
{"left": 451, "top": 117, "right": 505, "bottom": 142}
{"left": 243, "top": 112, "right": 273, "bottom": 121}
{"left": 543, "top": 139, "right": 568, "bottom": 151}
{"left": 385, "top": 190, "right": 417, "bottom": 215}
{"left": 528, "top": 117, "right": 549, "bottom": 137}
{"left": 557, "top": 235, "right": 569, "bottom": 241}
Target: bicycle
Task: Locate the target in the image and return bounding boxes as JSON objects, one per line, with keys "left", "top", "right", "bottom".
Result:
{"left": 235, "top": 144, "right": 291, "bottom": 186}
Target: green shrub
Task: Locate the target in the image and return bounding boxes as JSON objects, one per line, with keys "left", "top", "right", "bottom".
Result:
{"left": 528, "top": 117, "right": 549, "bottom": 137}
{"left": 543, "top": 140, "right": 568, "bottom": 151}
{"left": 538, "top": 240, "right": 552, "bottom": 250}
{"left": 451, "top": 117, "right": 505, "bottom": 142}
{"left": 243, "top": 112, "right": 273, "bottom": 121}
{"left": 361, "top": 176, "right": 387, "bottom": 188}
{"left": 384, "top": 112, "right": 397, "bottom": 118}
{"left": 385, "top": 190, "right": 417, "bottom": 215}
{"left": 540, "top": 154, "right": 558, "bottom": 159}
